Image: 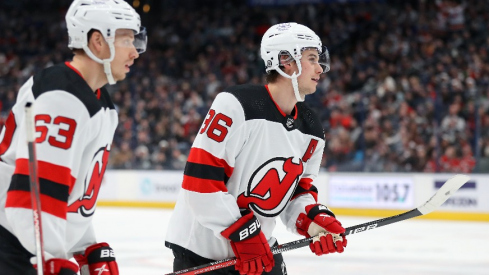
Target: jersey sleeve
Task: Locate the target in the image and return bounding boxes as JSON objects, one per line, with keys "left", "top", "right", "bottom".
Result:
{"left": 181, "top": 92, "right": 247, "bottom": 238}
{"left": 280, "top": 137, "right": 325, "bottom": 234}
{"left": 68, "top": 223, "right": 96, "bottom": 256}
{"left": 5, "top": 90, "right": 91, "bottom": 259}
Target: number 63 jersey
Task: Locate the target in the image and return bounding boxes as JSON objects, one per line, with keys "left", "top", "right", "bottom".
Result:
{"left": 166, "top": 84, "right": 326, "bottom": 260}
{"left": 0, "top": 62, "right": 118, "bottom": 260}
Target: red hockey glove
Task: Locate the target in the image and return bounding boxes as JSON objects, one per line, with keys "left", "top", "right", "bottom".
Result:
{"left": 296, "top": 204, "right": 347, "bottom": 256}
{"left": 221, "top": 211, "right": 274, "bottom": 275}
{"left": 74, "top": 242, "right": 118, "bottom": 275}
{"left": 35, "top": 258, "right": 79, "bottom": 275}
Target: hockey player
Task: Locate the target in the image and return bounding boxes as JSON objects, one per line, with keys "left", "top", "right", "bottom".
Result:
{"left": 166, "top": 22, "right": 347, "bottom": 275}
{"left": 0, "top": 0, "right": 146, "bottom": 274}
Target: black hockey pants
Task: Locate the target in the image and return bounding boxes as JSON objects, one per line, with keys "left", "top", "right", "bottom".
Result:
{"left": 168, "top": 241, "right": 288, "bottom": 275}
{"left": 0, "top": 225, "right": 36, "bottom": 275}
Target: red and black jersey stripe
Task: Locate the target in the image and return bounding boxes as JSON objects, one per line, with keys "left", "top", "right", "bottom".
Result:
{"left": 5, "top": 159, "right": 76, "bottom": 219}
{"left": 182, "top": 148, "right": 233, "bottom": 193}
{"left": 291, "top": 177, "right": 318, "bottom": 202}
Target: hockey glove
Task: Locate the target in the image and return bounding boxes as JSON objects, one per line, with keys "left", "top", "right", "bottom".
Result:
{"left": 221, "top": 211, "right": 274, "bottom": 275}
{"left": 74, "top": 242, "right": 118, "bottom": 275}
{"left": 296, "top": 204, "right": 347, "bottom": 256}
{"left": 35, "top": 258, "right": 79, "bottom": 275}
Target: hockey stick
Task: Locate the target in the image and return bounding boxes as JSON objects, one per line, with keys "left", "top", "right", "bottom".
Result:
{"left": 25, "top": 102, "right": 45, "bottom": 275}
{"left": 166, "top": 174, "right": 470, "bottom": 275}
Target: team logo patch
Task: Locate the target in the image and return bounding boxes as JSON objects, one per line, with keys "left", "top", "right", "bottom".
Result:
{"left": 276, "top": 23, "right": 292, "bottom": 31}
{"left": 237, "top": 157, "right": 304, "bottom": 217}
{"left": 93, "top": 0, "right": 109, "bottom": 5}
{"left": 67, "top": 146, "right": 110, "bottom": 217}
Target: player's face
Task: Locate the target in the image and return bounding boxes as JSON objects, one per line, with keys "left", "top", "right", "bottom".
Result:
{"left": 297, "top": 48, "right": 323, "bottom": 97}
{"left": 111, "top": 29, "right": 140, "bottom": 81}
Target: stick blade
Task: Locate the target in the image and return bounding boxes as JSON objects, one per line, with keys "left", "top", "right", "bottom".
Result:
{"left": 417, "top": 174, "right": 470, "bottom": 215}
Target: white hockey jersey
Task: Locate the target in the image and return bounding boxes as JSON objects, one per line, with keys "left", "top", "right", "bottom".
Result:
{"left": 165, "top": 84, "right": 325, "bottom": 260}
{"left": 0, "top": 62, "right": 118, "bottom": 260}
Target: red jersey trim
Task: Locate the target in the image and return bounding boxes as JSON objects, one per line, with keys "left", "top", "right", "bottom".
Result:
{"left": 298, "top": 177, "right": 313, "bottom": 190}
{"left": 291, "top": 178, "right": 318, "bottom": 202}
{"left": 187, "top": 147, "right": 233, "bottom": 178}
{"left": 6, "top": 190, "right": 67, "bottom": 219}
{"left": 65, "top": 61, "right": 101, "bottom": 100}
{"left": 264, "top": 85, "right": 298, "bottom": 120}
{"left": 182, "top": 175, "right": 228, "bottom": 193}
{"left": 65, "top": 61, "right": 83, "bottom": 78}
{"left": 14, "top": 159, "right": 76, "bottom": 193}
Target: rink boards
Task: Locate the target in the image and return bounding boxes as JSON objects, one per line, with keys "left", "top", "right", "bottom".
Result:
{"left": 98, "top": 171, "right": 489, "bottom": 222}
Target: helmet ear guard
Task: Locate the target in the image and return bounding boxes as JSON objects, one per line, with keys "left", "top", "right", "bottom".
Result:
{"left": 278, "top": 50, "right": 294, "bottom": 66}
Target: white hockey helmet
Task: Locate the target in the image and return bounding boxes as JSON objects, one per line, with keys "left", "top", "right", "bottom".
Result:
{"left": 260, "top": 22, "right": 330, "bottom": 101}
{"left": 66, "top": 0, "right": 147, "bottom": 84}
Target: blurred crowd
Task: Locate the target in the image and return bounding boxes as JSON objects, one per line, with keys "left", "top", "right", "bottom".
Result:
{"left": 1, "top": 0, "right": 489, "bottom": 172}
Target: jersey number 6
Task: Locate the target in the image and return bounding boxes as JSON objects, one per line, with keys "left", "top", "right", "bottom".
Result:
{"left": 199, "top": 109, "right": 233, "bottom": 142}
{"left": 35, "top": 114, "right": 77, "bottom": 150}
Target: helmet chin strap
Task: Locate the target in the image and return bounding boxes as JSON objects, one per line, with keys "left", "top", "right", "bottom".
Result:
{"left": 275, "top": 61, "right": 304, "bottom": 102}
{"left": 82, "top": 42, "right": 116, "bottom": 85}
{"left": 103, "top": 60, "right": 116, "bottom": 85}
{"left": 291, "top": 73, "right": 304, "bottom": 102}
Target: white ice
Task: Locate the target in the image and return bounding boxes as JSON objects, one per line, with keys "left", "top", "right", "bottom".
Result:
{"left": 93, "top": 207, "right": 489, "bottom": 275}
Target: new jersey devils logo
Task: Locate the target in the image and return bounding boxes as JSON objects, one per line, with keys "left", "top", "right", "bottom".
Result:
{"left": 67, "top": 146, "right": 110, "bottom": 217}
{"left": 237, "top": 157, "right": 304, "bottom": 217}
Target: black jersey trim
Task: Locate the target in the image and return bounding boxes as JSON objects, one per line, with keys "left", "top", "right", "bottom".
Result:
{"left": 292, "top": 183, "right": 318, "bottom": 198}
{"left": 31, "top": 63, "right": 115, "bottom": 118}
{"left": 9, "top": 174, "right": 70, "bottom": 203}
{"left": 184, "top": 162, "right": 225, "bottom": 182}
{"left": 224, "top": 84, "right": 324, "bottom": 139}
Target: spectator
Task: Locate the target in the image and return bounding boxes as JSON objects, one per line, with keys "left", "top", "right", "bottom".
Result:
{"left": 1, "top": 0, "right": 487, "bottom": 173}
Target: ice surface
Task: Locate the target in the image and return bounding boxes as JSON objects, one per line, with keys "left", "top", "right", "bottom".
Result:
{"left": 93, "top": 207, "right": 489, "bottom": 275}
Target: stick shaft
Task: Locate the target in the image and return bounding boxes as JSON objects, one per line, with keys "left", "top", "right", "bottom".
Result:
{"left": 25, "top": 102, "right": 45, "bottom": 275}
{"left": 167, "top": 174, "right": 469, "bottom": 275}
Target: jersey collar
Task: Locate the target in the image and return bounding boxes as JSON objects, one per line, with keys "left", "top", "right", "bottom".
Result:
{"left": 65, "top": 61, "right": 101, "bottom": 100}
{"left": 264, "top": 85, "right": 298, "bottom": 120}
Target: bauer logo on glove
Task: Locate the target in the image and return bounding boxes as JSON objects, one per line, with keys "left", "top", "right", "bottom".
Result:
{"left": 226, "top": 213, "right": 262, "bottom": 242}
{"left": 238, "top": 218, "right": 261, "bottom": 241}
{"left": 100, "top": 248, "right": 115, "bottom": 258}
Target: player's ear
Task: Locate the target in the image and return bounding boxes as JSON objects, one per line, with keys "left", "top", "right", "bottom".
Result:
{"left": 87, "top": 31, "right": 106, "bottom": 55}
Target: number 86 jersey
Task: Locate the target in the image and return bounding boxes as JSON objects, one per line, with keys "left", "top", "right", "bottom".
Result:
{"left": 166, "top": 84, "right": 326, "bottom": 260}
{"left": 0, "top": 62, "right": 118, "bottom": 260}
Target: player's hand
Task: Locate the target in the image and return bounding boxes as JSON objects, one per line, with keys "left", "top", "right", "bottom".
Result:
{"left": 74, "top": 242, "right": 119, "bottom": 275}
{"left": 296, "top": 204, "right": 347, "bottom": 255}
{"left": 221, "top": 211, "right": 274, "bottom": 275}
{"left": 35, "top": 258, "right": 79, "bottom": 275}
